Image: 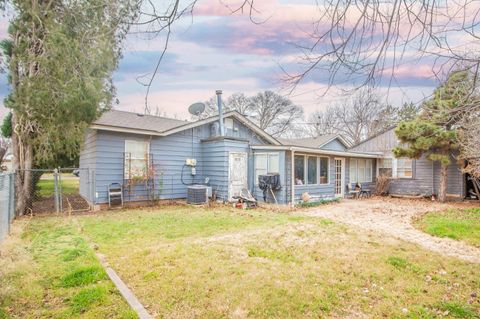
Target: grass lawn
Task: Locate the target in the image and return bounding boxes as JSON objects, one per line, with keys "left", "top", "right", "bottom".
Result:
{"left": 37, "top": 177, "right": 79, "bottom": 198}
{"left": 414, "top": 207, "right": 480, "bottom": 248}
{"left": 0, "top": 218, "right": 136, "bottom": 318}
{"left": 2, "top": 205, "right": 479, "bottom": 318}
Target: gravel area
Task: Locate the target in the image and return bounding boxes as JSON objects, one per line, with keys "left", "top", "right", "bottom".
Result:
{"left": 302, "top": 197, "right": 480, "bottom": 263}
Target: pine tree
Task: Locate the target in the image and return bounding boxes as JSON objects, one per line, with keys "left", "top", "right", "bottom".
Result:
{"left": 394, "top": 69, "right": 474, "bottom": 202}
{"left": 1, "top": 0, "right": 137, "bottom": 215}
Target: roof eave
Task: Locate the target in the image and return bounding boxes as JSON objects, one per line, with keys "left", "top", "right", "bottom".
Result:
{"left": 251, "top": 145, "right": 382, "bottom": 158}
{"left": 160, "top": 111, "right": 281, "bottom": 145}
{"left": 90, "top": 124, "right": 164, "bottom": 136}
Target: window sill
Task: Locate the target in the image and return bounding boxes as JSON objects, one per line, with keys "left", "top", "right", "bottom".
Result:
{"left": 295, "top": 183, "right": 330, "bottom": 187}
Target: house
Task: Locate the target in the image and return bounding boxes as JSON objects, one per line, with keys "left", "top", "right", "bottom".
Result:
{"left": 349, "top": 126, "right": 466, "bottom": 199}
{"left": 78, "top": 110, "right": 467, "bottom": 209}
{"left": 79, "top": 109, "right": 381, "bottom": 208}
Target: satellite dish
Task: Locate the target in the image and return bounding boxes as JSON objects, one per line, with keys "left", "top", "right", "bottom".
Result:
{"left": 188, "top": 102, "right": 205, "bottom": 116}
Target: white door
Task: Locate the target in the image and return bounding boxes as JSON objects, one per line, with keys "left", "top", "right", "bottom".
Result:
{"left": 334, "top": 158, "right": 345, "bottom": 197}
{"left": 229, "top": 152, "right": 248, "bottom": 200}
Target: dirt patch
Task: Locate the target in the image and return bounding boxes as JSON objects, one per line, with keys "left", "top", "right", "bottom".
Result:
{"left": 29, "top": 194, "right": 90, "bottom": 215}
{"left": 300, "top": 197, "right": 480, "bottom": 263}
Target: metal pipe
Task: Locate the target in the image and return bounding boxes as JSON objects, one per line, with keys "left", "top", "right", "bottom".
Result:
{"left": 216, "top": 90, "right": 225, "bottom": 136}
{"left": 291, "top": 149, "right": 295, "bottom": 208}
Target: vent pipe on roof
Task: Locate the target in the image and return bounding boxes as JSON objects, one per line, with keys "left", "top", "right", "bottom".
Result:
{"left": 216, "top": 90, "right": 225, "bottom": 136}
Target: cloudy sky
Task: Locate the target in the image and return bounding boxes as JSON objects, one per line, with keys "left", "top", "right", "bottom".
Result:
{"left": 0, "top": 0, "right": 449, "bottom": 120}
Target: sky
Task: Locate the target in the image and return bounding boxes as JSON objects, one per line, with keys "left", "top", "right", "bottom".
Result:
{"left": 0, "top": 0, "right": 459, "bottom": 121}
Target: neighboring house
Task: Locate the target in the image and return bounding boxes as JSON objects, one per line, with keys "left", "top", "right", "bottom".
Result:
{"left": 349, "top": 126, "right": 466, "bottom": 198}
{"left": 79, "top": 110, "right": 380, "bottom": 208}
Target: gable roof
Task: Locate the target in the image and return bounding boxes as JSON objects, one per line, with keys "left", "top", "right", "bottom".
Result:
{"left": 92, "top": 110, "right": 188, "bottom": 133}
{"left": 90, "top": 110, "right": 281, "bottom": 145}
{"left": 348, "top": 125, "right": 397, "bottom": 150}
{"left": 278, "top": 134, "right": 351, "bottom": 149}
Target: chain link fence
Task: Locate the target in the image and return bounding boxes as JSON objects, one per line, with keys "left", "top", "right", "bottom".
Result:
{"left": 58, "top": 168, "right": 90, "bottom": 212}
{"left": 7, "top": 168, "right": 91, "bottom": 216}
{"left": 0, "top": 172, "right": 15, "bottom": 242}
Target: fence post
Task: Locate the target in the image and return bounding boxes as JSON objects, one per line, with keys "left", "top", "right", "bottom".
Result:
{"left": 8, "top": 173, "right": 13, "bottom": 233}
{"left": 54, "top": 169, "right": 60, "bottom": 213}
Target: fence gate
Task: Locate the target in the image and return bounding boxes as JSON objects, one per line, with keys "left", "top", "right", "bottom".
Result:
{"left": 14, "top": 168, "right": 91, "bottom": 215}
{"left": 58, "top": 168, "right": 91, "bottom": 213}
{"left": 0, "top": 172, "right": 14, "bottom": 242}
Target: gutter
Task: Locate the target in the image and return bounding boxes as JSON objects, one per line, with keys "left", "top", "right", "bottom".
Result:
{"left": 251, "top": 145, "right": 382, "bottom": 159}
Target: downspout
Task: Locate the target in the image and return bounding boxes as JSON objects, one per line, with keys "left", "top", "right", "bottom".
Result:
{"left": 291, "top": 148, "right": 295, "bottom": 208}
{"left": 432, "top": 161, "right": 435, "bottom": 197}
{"left": 216, "top": 90, "right": 225, "bottom": 136}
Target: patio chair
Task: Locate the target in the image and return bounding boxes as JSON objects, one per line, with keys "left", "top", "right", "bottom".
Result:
{"left": 358, "top": 183, "right": 372, "bottom": 198}
{"left": 108, "top": 183, "right": 123, "bottom": 208}
{"left": 346, "top": 183, "right": 360, "bottom": 199}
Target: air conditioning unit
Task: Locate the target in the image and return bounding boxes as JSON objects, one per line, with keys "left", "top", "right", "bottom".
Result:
{"left": 187, "top": 185, "right": 211, "bottom": 204}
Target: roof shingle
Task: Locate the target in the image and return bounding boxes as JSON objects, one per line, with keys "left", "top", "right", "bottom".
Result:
{"left": 278, "top": 134, "right": 340, "bottom": 148}
{"left": 93, "top": 110, "right": 188, "bottom": 133}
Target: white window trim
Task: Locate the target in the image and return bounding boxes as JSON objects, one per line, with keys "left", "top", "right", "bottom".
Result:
{"left": 395, "top": 157, "right": 414, "bottom": 179}
{"left": 350, "top": 158, "right": 373, "bottom": 183}
{"left": 124, "top": 140, "right": 150, "bottom": 179}
{"left": 294, "top": 153, "right": 330, "bottom": 186}
{"left": 377, "top": 157, "right": 414, "bottom": 179}
{"left": 255, "top": 152, "right": 280, "bottom": 185}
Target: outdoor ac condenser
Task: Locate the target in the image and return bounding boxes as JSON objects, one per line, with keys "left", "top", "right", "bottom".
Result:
{"left": 187, "top": 185, "right": 210, "bottom": 204}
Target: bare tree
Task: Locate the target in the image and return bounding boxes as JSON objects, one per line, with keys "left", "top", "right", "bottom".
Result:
{"left": 308, "top": 88, "right": 386, "bottom": 144}
{"left": 250, "top": 90, "right": 304, "bottom": 138}
{"left": 0, "top": 138, "right": 10, "bottom": 168}
{"left": 197, "top": 92, "right": 254, "bottom": 119}
{"left": 285, "top": 1, "right": 480, "bottom": 92}
{"left": 460, "top": 117, "right": 480, "bottom": 178}
{"left": 195, "top": 91, "right": 304, "bottom": 138}
{"left": 133, "top": 0, "right": 256, "bottom": 113}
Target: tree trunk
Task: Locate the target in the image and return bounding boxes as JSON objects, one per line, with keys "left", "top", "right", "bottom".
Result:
{"left": 438, "top": 162, "right": 448, "bottom": 202}
{"left": 12, "top": 113, "right": 34, "bottom": 216}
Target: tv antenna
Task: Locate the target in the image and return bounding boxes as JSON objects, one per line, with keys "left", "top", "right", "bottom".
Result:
{"left": 188, "top": 102, "right": 205, "bottom": 116}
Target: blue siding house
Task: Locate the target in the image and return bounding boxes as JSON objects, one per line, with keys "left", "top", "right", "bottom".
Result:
{"left": 79, "top": 110, "right": 467, "bottom": 209}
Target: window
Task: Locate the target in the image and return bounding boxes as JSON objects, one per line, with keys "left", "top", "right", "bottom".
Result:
{"left": 255, "top": 153, "right": 280, "bottom": 183}
{"left": 294, "top": 155, "right": 305, "bottom": 185}
{"left": 349, "top": 158, "right": 373, "bottom": 183}
{"left": 307, "top": 156, "right": 317, "bottom": 184}
{"left": 224, "top": 118, "right": 234, "bottom": 130}
{"left": 378, "top": 158, "right": 393, "bottom": 177}
{"left": 358, "top": 159, "right": 366, "bottom": 183}
{"left": 366, "top": 159, "right": 373, "bottom": 182}
{"left": 349, "top": 159, "right": 357, "bottom": 183}
{"left": 397, "top": 158, "right": 413, "bottom": 178}
{"left": 294, "top": 155, "right": 329, "bottom": 185}
{"left": 319, "top": 157, "right": 329, "bottom": 184}
{"left": 124, "top": 140, "right": 149, "bottom": 179}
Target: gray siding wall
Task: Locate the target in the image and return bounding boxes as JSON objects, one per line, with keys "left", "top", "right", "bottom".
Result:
{"left": 387, "top": 155, "right": 463, "bottom": 197}
{"left": 201, "top": 139, "right": 250, "bottom": 201}
{"left": 283, "top": 153, "right": 336, "bottom": 203}
{"left": 350, "top": 128, "right": 398, "bottom": 153}
{"left": 90, "top": 116, "right": 269, "bottom": 204}
{"left": 225, "top": 119, "right": 267, "bottom": 144}
{"left": 94, "top": 128, "right": 207, "bottom": 204}
{"left": 282, "top": 155, "right": 378, "bottom": 204}
{"left": 251, "top": 150, "right": 287, "bottom": 204}
{"left": 321, "top": 139, "right": 347, "bottom": 151}
{"left": 345, "top": 157, "right": 376, "bottom": 191}
{"left": 79, "top": 129, "right": 96, "bottom": 202}
{"left": 351, "top": 127, "right": 464, "bottom": 197}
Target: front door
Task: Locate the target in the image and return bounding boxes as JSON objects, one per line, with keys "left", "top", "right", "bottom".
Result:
{"left": 229, "top": 152, "right": 248, "bottom": 200}
{"left": 334, "top": 158, "right": 345, "bottom": 197}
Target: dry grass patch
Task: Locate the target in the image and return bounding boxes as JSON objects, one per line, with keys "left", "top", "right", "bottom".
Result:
{"left": 77, "top": 206, "right": 480, "bottom": 318}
